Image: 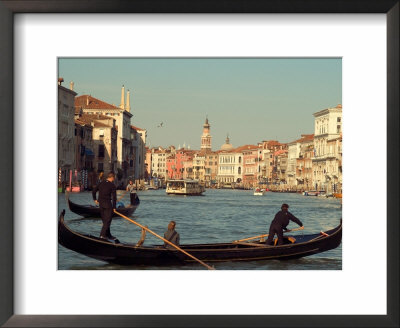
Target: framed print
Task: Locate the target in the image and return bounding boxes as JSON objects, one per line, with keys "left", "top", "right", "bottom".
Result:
{"left": 1, "top": 0, "right": 398, "bottom": 327}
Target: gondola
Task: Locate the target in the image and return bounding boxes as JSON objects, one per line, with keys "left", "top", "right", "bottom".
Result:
{"left": 58, "top": 210, "right": 342, "bottom": 266}
{"left": 66, "top": 192, "right": 140, "bottom": 218}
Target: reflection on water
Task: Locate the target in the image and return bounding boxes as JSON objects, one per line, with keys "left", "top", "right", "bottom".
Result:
{"left": 58, "top": 189, "right": 342, "bottom": 270}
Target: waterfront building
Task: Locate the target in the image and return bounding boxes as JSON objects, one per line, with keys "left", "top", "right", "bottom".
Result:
{"left": 75, "top": 86, "right": 134, "bottom": 184}
{"left": 325, "top": 134, "right": 342, "bottom": 193}
{"left": 74, "top": 117, "right": 94, "bottom": 190}
{"left": 193, "top": 153, "right": 206, "bottom": 182}
{"left": 204, "top": 152, "right": 219, "bottom": 186}
{"left": 272, "top": 149, "right": 288, "bottom": 189}
{"left": 150, "top": 147, "right": 169, "bottom": 180}
{"left": 217, "top": 149, "right": 243, "bottom": 187}
{"left": 295, "top": 134, "right": 314, "bottom": 191}
{"left": 286, "top": 140, "right": 300, "bottom": 189}
{"left": 237, "top": 145, "right": 260, "bottom": 189}
{"left": 79, "top": 114, "right": 118, "bottom": 183}
{"left": 58, "top": 79, "right": 77, "bottom": 188}
{"left": 145, "top": 147, "right": 152, "bottom": 178}
{"left": 130, "top": 125, "right": 147, "bottom": 184}
{"left": 259, "top": 140, "right": 287, "bottom": 184}
{"left": 182, "top": 151, "right": 195, "bottom": 180}
{"left": 312, "top": 104, "right": 342, "bottom": 192}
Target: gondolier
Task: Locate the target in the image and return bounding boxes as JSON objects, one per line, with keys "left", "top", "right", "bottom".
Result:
{"left": 92, "top": 172, "right": 117, "bottom": 241}
{"left": 266, "top": 203, "right": 303, "bottom": 246}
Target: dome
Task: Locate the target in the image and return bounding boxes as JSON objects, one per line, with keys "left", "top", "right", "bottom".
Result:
{"left": 220, "top": 134, "right": 233, "bottom": 151}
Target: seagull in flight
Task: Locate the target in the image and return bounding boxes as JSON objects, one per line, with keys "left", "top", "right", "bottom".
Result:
{"left": 157, "top": 122, "right": 164, "bottom": 128}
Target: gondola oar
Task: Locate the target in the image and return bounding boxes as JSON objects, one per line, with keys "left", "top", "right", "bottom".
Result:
{"left": 113, "top": 210, "right": 215, "bottom": 270}
{"left": 233, "top": 226, "right": 304, "bottom": 243}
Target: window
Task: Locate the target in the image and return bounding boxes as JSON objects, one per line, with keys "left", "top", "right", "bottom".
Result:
{"left": 98, "top": 145, "right": 105, "bottom": 158}
{"left": 98, "top": 162, "right": 103, "bottom": 172}
{"left": 337, "top": 117, "right": 341, "bottom": 122}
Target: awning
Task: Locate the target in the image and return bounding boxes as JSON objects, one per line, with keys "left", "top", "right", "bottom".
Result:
{"left": 85, "top": 148, "right": 95, "bottom": 156}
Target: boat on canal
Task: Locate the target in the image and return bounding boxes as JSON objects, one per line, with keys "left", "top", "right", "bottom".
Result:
{"left": 66, "top": 192, "right": 140, "bottom": 218}
{"left": 302, "top": 190, "right": 319, "bottom": 196}
{"left": 253, "top": 188, "right": 265, "bottom": 196}
{"left": 58, "top": 210, "right": 342, "bottom": 266}
{"left": 166, "top": 179, "right": 205, "bottom": 195}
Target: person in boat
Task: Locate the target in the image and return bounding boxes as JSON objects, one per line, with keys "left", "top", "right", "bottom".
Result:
{"left": 92, "top": 172, "right": 117, "bottom": 241}
{"left": 266, "top": 203, "right": 303, "bottom": 246}
{"left": 163, "top": 221, "right": 180, "bottom": 249}
{"left": 126, "top": 179, "right": 138, "bottom": 204}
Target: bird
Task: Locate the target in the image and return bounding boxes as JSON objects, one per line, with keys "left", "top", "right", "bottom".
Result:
{"left": 157, "top": 122, "right": 164, "bottom": 128}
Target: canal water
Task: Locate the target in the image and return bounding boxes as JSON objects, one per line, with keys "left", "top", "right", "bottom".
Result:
{"left": 58, "top": 189, "right": 342, "bottom": 270}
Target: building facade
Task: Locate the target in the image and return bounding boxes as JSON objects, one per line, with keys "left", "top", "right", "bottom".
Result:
{"left": 58, "top": 79, "right": 77, "bottom": 188}
{"left": 312, "top": 104, "right": 342, "bottom": 192}
{"left": 75, "top": 86, "right": 134, "bottom": 184}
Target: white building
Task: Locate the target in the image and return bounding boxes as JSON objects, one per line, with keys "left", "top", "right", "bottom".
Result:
{"left": 151, "top": 148, "right": 168, "bottom": 179}
{"left": 286, "top": 140, "right": 301, "bottom": 188}
{"left": 312, "top": 104, "right": 342, "bottom": 191}
{"left": 217, "top": 150, "right": 243, "bottom": 186}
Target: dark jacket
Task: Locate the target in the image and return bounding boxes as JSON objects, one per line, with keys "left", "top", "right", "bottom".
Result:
{"left": 92, "top": 180, "right": 117, "bottom": 209}
{"left": 271, "top": 210, "right": 303, "bottom": 231}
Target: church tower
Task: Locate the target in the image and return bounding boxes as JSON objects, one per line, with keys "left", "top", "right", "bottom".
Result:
{"left": 200, "top": 117, "right": 212, "bottom": 152}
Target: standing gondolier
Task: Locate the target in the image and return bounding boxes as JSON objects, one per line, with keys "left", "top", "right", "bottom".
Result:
{"left": 266, "top": 203, "right": 303, "bottom": 246}
{"left": 92, "top": 172, "right": 118, "bottom": 241}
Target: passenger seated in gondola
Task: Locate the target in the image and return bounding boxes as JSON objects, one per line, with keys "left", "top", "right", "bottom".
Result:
{"left": 266, "top": 203, "right": 303, "bottom": 246}
{"left": 163, "top": 221, "right": 180, "bottom": 249}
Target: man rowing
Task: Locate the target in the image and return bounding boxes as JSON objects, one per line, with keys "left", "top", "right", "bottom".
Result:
{"left": 266, "top": 203, "right": 303, "bottom": 246}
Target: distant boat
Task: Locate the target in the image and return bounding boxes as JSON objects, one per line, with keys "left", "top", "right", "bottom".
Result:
{"left": 253, "top": 188, "right": 265, "bottom": 196}
{"left": 302, "top": 191, "right": 319, "bottom": 196}
{"left": 166, "top": 179, "right": 205, "bottom": 195}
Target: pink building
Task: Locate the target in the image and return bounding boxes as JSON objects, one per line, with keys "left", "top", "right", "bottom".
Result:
{"left": 237, "top": 145, "right": 260, "bottom": 188}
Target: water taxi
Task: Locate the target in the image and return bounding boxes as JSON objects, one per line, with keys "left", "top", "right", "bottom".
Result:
{"left": 166, "top": 179, "right": 205, "bottom": 195}
{"left": 253, "top": 188, "right": 265, "bottom": 196}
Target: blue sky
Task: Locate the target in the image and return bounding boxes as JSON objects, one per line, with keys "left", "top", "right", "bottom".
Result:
{"left": 58, "top": 58, "right": 341, "bottom": 149}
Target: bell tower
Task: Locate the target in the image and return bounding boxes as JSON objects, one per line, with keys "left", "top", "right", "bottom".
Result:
{"left": 200, "top": 117, "right": 212, "bottom": 152}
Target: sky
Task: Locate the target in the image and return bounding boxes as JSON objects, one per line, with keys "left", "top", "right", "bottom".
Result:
{"left": 58, "top": 58, "right": 341, "bottom": 150}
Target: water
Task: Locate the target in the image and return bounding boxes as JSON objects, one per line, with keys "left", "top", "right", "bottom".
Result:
{"left": 58, "top": 189, "right": 342, "bottom": 270}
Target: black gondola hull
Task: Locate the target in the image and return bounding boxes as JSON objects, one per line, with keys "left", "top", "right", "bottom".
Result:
{"left": 58, "top": 210, "right": 342, "bottom": 266}
{"left": 66, "top": 193, "right": 140, "bottom": 218}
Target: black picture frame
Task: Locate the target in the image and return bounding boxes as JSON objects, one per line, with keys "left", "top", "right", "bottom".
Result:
{"left": 0, "top": 1, "right": 398, "bottom": 327}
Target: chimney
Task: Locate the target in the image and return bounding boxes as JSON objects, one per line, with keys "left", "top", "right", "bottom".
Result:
{"left": 126, "top": 90, "right": 131, "bottom": 112}
{"left": 69, "top": 81, "right": 74, "bottom": 91}
{"left": 86, "top": 96, "right": 89, "bottom": 106}
{"left": 58, "top": 77, "right": 64, "bottom": 86}
{"left": 120, "top": 85, "right": 125, "bottom": 110}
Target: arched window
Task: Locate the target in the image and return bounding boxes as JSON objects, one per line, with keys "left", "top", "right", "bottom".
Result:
{"left": 238, "top": 167, "right": 241, "bottom": 174}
